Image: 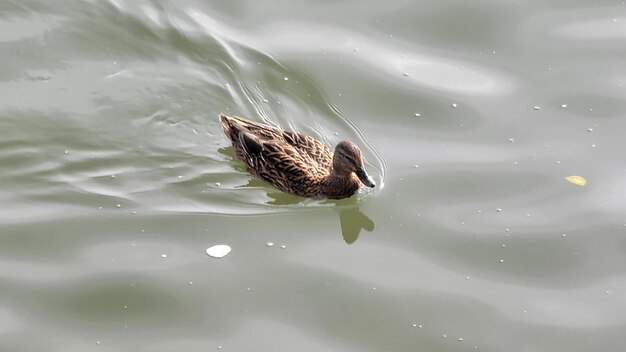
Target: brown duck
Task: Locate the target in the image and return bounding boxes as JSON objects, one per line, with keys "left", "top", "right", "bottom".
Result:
{"left": 219, "top": 113, "right": 375, "bottom": 199}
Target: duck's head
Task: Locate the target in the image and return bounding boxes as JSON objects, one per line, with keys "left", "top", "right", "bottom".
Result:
{"left": 333, "top": 141, "right": 376, "bottom": 188}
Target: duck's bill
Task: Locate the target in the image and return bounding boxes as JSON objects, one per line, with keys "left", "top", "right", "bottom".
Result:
{"left": 356, "top": 169, "right": 376, "bottom": 188}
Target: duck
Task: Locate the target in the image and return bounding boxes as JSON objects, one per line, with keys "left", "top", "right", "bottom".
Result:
{"left": 219, "top": 113, "right": 375, "bottom": 199}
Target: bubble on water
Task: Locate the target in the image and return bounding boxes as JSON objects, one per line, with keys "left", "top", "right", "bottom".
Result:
{"left": 414, "top": 164, "right": 419, "bottom": 168}
{"left": 161, "top": 254, "right": 167, "bottom": 258}
{"left": 496, "top": 208, "right": 502, "bottom": 212}
{"left": 533, "top": 106, "right": 541, "bottom": 110}
{"left": 414, "top": 113, "right": 421, "bottom": 117}
{"left": 188, "top": 281, "right": 193, "bottom": 285}
{"left": 605, "top": 290, "right": 611, "bottom": 294}
{"left": 458, "top": 338, "right": 464, "bottom": 342}
{"left": 266, "top": 242, "right": 274, "bottom": 247}
{"left": 507, "top": 138, "right": 515, "bottom": 143}
{"left": 206, "top": 245, "right": 231, "bottom": 258}
{"left": 562, "top": 233, "right": 567, "bottom": 237}
{"left": 561, "top": 104, "right": 567, "bottom": 108}
{"left": 587, "top": 128, "right": 594, "bottom": 132}
{"left": 451, "top": 103, "right": 458, "bottom": 108}
{"left": 499, "top": 259, "right": 504, "bottom": 263}
{"left": 116, "top": 204, "right": 121, "bottom": 208}
{"left": 465, "top": 276, "right": 471, "bottom": 280}
{"left": 591, "top": 144, "right": 596, "bottom": 148}
{"left": 443, "top": 334, "right": 448, "bottom": 338}
{"left": 280, "top": 245, "right": 286, "bottom": 249}
{"left": 403, "top": 72, "right": 410, "bottom": 77}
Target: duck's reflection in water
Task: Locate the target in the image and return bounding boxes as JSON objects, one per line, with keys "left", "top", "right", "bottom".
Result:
{"left": 265, "top": 192, "right": 375, "bottom": 243}
{"left": 333, "top": 198, "right": 375, "bottom": 244}
{"left": 337, "top": 205, "right": 374, "bottom": 244}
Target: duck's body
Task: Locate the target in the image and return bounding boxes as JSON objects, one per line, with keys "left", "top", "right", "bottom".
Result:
{"left": 219, "top": 113, "right": 375, "bottom": 199}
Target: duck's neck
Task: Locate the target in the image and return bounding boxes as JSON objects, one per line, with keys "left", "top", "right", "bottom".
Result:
{"left": 319, "top": 172, "right": 360, "bottom": 199}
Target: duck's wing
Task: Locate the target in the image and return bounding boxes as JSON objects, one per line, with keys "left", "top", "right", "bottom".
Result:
{"left": 220, "top": 113, "right": 332, "bottom": 170}
{"left": 281, "top": 131, "right": 332, "bottom": 170}
{"left": 241, "top": 133, "right": 322, "bottom": 194}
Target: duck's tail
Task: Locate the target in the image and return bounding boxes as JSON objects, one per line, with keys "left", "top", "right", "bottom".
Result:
{"left": 219, "top": 113, "right": 241, "bottom": 142}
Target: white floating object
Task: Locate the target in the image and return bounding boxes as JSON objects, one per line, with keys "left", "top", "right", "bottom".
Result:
{"left": 206, "top": 245, "right": 231, "bottom": 258}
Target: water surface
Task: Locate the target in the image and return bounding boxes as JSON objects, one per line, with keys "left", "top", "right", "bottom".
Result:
{"left": 1, "top": 0, "right": 626, "bottom": 351}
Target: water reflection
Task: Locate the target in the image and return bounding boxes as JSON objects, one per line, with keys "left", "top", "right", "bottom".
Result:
{"left": 333, "top": 199, "right": 375, "bottom": 244}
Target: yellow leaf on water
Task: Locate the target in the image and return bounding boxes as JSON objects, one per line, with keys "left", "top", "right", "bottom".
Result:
{"left": 565, "top": 175, "right": 587, "bottom": 186}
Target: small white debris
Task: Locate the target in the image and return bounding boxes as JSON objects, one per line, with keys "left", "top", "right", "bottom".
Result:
{"left": 451, "top": 103, "right": 458, "bottom": 108}
{"left": 561, "top": 104, "right": 567, "bottom": 108}
{"left": 414, "top": 113, "right": 421, "bottom": 117}
{"left": 206, "top": 245, "right": 231, "bottom": 258}
{"left": 266, "top": 242, "right": 274, "bottom": 247}
{"left": 533, "top": 106, "right": 541, "bottom": 110}
{"left": 215, "top": 182, "right": 221, "bottom": 186}
{"left": 161, "top": 254, "right": 167, "bottom": 258}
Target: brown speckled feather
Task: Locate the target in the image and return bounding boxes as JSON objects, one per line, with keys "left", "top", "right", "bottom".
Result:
{"left": 219, "top": 113, "right": 371, "bottom": 199}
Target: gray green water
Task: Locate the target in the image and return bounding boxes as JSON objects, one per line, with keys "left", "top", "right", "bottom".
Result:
{"left": 1, "top": 0, "right": 626, "bottom": 351}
